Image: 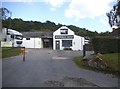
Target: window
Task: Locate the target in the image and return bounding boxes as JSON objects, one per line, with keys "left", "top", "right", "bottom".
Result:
{"left": 62, "top": 40, "right": 72, "bottom": 47}
{"left": 16, "top": 41, "right": 22, "bottom": 44}
{"left": 15, "top": 35, "right": 23, "bottom": 40}
{"left": 11, "top": 35, "right": 14, "bottom": 39}
{"left": 60, "top": 29, "right": 68, "bottom": 34}
{"left": 4, "top": 38, "right": 7, "bottom": 41}
{"left": 26, "top": 38, "right": 30, "bottom": 40}
{"left": 7, "top": 30, "right": 10, "bottom": 35}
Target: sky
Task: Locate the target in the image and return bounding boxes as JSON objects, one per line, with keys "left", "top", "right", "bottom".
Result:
{"left": 1, "top": 0, "right": 117, "bottom": 33}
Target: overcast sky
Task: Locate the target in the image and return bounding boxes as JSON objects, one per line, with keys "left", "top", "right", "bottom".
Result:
{"left": 1, "top": 0, "right": 117, "bottom": 33}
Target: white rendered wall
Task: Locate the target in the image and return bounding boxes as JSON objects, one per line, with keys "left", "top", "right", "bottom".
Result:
{"left": 22, "top": 38, "right": 34, "bottom": 48}
{"left": 73, "top": 35, "right": 81, "bottom": 50}
{"left": 53, "top": 26, "right": 85, "bottom": 50}
{"left": 73, "top": 35, "right": 85, "bottom": 51}
{"left": 53, "top": 26, "right": 75, "bottom": 50}
{"left": 34, "top": 38, "right": 43, "bottom": 48}
{"left": 22, "top": 38, "right": 43, "bottom": 48}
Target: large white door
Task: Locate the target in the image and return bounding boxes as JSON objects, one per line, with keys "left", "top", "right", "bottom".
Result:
{"left": 22, "top": 38, "right": 34, "bottom": 48}
{"left": 35, "top": 38, "right": 43, "bottom": 48}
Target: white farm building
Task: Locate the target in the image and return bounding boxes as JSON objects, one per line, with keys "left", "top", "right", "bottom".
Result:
{"left": 53, "top": 26, "right": 85, "bottom": 50}
{"left": 22, "top": 26, "right": 85, "bottom": 50}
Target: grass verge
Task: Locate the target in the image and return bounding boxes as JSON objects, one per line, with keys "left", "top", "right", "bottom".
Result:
{"left": 74, "top": 53, "right": 120, "bottom": 77}
{"left": 2, "top": 47, "right": 21, "bottom": 58}
{"left": 0, "top": 48, "right": 2, "bottom": 58}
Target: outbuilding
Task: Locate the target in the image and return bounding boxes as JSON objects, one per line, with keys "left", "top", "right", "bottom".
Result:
{"left": 53, "top": 26, "right": 85, "bottom": 50}
{"left": 22, "top": 26, "right": 85, "bottom": 50}
{"left": 22, "top": 32, "right": 53, "bottom": 48}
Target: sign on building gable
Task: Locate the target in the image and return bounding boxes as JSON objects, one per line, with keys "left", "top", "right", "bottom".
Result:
{"left": 55, "top": 35, "right": 74, "bottom": 39}
{"left": 60, "top": 29, "right": 68, "bottom": 34}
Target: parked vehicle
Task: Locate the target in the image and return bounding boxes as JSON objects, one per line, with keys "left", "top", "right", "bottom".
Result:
{"left": 2, "top": 28, "right": 23, "bottom": 47}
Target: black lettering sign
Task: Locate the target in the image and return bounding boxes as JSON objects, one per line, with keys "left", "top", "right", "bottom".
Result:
{"left": 55, "top": 35, "right": 74, "bottom": 39}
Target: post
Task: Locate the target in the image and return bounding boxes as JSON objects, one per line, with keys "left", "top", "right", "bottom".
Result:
{"left": 83, "top": 45, "right": 86, "bottom": 57}
{"left": 21, "top": 47, "right": 25, "bottom": 62}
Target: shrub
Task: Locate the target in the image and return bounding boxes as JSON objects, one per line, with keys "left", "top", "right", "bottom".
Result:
{"left": 92, "top": 37, "right": 120, "bottom": 54}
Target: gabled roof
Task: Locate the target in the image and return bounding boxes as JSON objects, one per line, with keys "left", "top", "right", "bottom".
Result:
{"left": 53, "top": 26, "right": 75, "bottom": 35}
{"left": 22, "top": 32, "right": 53, "bottom": 38}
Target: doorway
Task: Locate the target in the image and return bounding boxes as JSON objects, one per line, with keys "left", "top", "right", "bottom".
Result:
{"left": 56, "top": 40, "right": 60, "bottom": 50}
{"left": 42, "top": 38, "right": 53, "bottom": 48}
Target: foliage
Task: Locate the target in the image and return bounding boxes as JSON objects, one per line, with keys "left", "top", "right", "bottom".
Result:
{"left": 0, "top": 7, "right": 12, "bottom": 20}
{"left": 106, "top": 1, "right": 120, "bottom": 28}
{"left": 92, "top": 37, "right": 120, "bottom": 54}
{"left": 99, "top": 31, "right": 111, "bottom": 36}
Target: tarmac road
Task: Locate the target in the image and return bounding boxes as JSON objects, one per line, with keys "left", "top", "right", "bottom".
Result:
{"left": 2, "top": 49, "right": 119, "bottom": 87}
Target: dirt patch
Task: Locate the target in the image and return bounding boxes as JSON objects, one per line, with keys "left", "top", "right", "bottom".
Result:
{"left": 62, "top": 76, "right": 98, "bottom": 87}
{"left": 44, "top": 76, "right": 99, "bottom": 87}
{"left": 44, "top": 81, "right": 64, "bottom": 87}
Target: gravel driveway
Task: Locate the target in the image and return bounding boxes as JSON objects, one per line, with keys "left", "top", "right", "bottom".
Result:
{"left": 2, "top": 49, "right": 119, "bottom": 87}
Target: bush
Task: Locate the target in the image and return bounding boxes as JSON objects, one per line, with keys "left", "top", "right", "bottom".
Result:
{"left": 92, "top": 37, "right": 120, "bottom": 54}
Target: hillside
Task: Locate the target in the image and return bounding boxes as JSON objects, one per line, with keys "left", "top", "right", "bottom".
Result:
{"left": 2, "top": 18, "right": 110, "bottom": 37}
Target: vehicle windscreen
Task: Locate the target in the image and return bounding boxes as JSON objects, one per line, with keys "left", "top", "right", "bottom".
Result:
{"left": 15, "top": 35, "right": 23, "bottom": 40}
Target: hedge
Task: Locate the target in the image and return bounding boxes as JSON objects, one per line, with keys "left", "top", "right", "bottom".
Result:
{"left": 92, "top": 37, "right": 120, "bottom": 54}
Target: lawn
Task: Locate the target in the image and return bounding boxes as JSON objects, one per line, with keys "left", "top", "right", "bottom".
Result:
{"left": 2, "top": 47, "right": 21, "bottom": 58}
{"left": 74, "top": 53, "right": 120, "bottom": 77}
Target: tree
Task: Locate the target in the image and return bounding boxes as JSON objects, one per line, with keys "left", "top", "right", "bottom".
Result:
{"left": 0, "top": 7, "right": 12, "bottom": 20}
{"left": 106, "top": 0, "right": 120, "bottom": 28}
{"left": 1, "top": 7, "right": 12, "bottom": 30}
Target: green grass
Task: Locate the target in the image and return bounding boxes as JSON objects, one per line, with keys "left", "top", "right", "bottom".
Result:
{"left": 0, "top": 48, "right": 2, "bottom": 58}
{"left": 2, "top": 47, "right": 21, "bottom": 58}
{"left": 74, "top": 53, "right": 120, "bottom": 77}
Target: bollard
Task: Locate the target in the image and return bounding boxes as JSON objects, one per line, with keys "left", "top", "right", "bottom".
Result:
{"left": 21, "top": 47, "right": 25, "bottom": 62}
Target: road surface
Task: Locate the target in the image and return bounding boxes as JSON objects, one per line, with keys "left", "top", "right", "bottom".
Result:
{"left": 2, "top": 49, "right": 119, "bottom": 87}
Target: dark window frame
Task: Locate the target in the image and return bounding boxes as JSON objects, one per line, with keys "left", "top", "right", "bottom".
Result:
{"left": 15, "top": 35, "right": 23, "bottom": 40}
{"left": 62, "top": 40, "right": 72, "bottom": 47}
{"left": 26, "top": 38, "right": 30, "bottom": 40}
{"left": 60, "top": 29, "right": 68, "bottom": 34}
{"left": 11, "top": 35, "right": 14, "bottom": 39}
